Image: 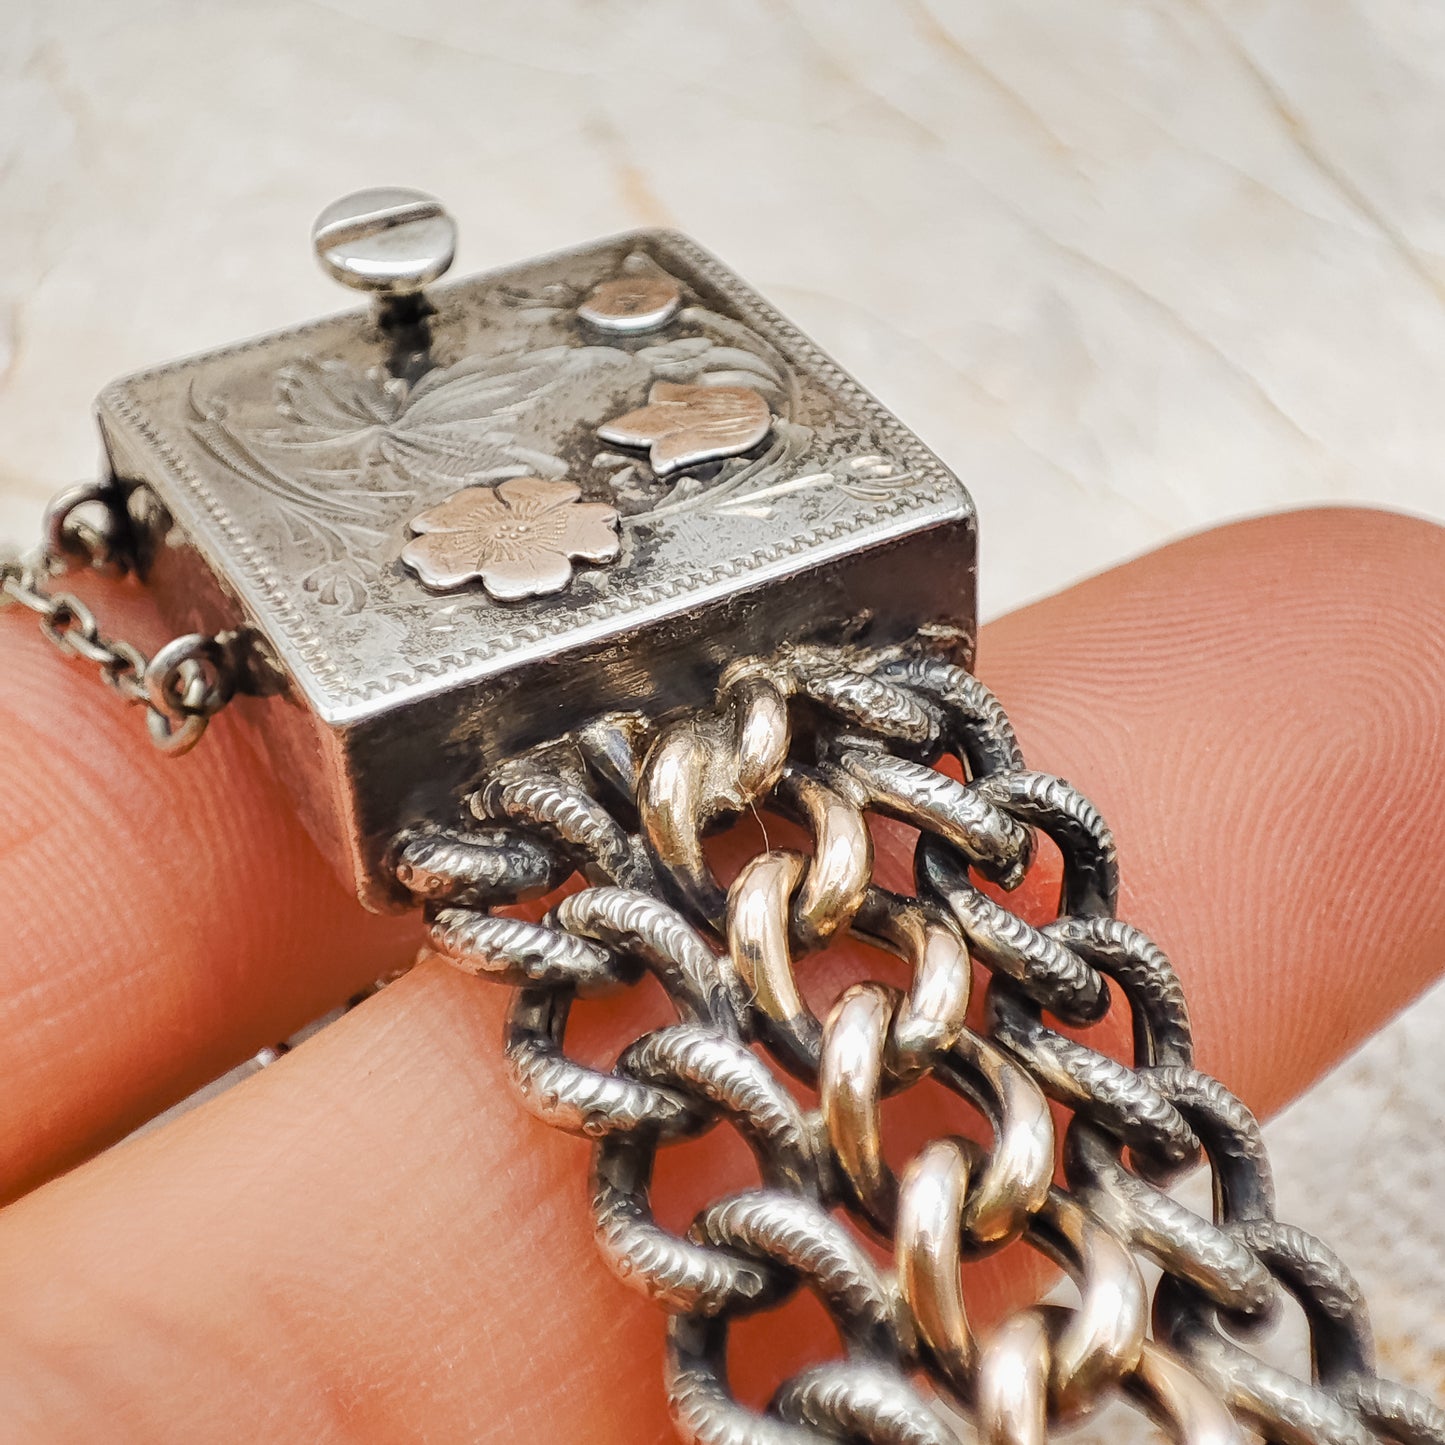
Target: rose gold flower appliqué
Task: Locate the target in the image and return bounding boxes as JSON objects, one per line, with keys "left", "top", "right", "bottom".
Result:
{"left": 400, "top": 476, "right": 620, "bottom": 601}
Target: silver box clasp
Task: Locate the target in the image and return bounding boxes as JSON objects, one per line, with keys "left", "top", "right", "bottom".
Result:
{"left": 96, "top": 196, "right": 976, "bottom": 908}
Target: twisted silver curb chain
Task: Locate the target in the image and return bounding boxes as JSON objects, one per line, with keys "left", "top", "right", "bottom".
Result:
{"left": 5, "top": 484, "right": 1437, "bottom": 1441}
{"left": 393, "top": 643, "right": 1445, "bottom": 1445}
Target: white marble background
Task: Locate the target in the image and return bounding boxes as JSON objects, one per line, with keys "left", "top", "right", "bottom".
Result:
{"left": 3, "top": 0, "right": 1444, "bottom": 1429}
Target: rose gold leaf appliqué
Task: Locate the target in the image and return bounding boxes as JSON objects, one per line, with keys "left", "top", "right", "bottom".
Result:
{"left": 597, "top": 381, "right": 771, "bottom": 476}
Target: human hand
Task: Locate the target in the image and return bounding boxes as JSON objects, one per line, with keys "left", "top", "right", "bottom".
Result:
{"left": 0, "top": 506, "right": 1441, "bottom": 1441}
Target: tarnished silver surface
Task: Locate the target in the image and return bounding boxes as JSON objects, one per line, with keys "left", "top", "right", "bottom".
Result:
{"left": 93, "top": 217, "right": 974, "bottom": 906}
{"left": 402, "top": 644, "right": 1445, "bottom": 1444}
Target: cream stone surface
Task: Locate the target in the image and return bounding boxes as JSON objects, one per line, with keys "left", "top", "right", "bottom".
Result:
{"left": 4, "top": 0, "right": 1444, "bottom": 1422}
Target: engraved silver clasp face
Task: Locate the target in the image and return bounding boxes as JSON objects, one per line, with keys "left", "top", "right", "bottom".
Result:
{"left": 97, "top": 207, "right": 976, "bottom": 908}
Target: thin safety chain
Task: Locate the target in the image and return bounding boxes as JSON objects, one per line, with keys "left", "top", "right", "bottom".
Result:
{"left": 0, "top": 484, "right": 237, "bottom": 754}
{"left": 395, "top": 643, "right": 1445, "bottom": 1444}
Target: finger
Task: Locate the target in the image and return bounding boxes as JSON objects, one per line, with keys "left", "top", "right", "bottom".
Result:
{"left": 0, "top": 506, "right": 1441, "bottom": 1440}
{"left": 0, "top": 579, "right": 416, "bottom": 1197}
{"left": 981, "top": 504, "right": 1445, "bottom": 1115}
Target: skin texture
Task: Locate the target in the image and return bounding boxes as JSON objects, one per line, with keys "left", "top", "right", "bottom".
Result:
{"left": 0, "top": 506, "right": 1441, "bottom": 1440}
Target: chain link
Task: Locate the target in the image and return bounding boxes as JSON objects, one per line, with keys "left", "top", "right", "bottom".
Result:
{"left": 1, "top": 485, "right": 236, "bottom": 755}
{"left": 394, "top": 641, "right": 1445, "bottom": 1444}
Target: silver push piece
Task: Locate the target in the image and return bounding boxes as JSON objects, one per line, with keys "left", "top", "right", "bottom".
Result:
{"left": 96, "top": 222, "right": 974, "bottom": 909}
{"left": 311, "top": 187, "right": 457, "bottom": 323}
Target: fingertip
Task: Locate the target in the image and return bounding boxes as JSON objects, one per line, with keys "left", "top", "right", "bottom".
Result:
{"left": 980, "top": 505, "right": 1445, "bottom": 1113}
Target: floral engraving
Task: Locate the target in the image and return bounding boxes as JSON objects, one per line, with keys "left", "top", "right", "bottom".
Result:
{"left": 184, "top": 256, "right": 915, "bottom": 616}
{"left": 597, "top": 381, "right": 771, "bottom": 476}
{"left": 400, "top": 477, "right": 620, "bottom": 601}
{"left": 189, "top": 343, "right": 636, "bottom": 610}
{"left": 236, "top": 349, "right": 634, "bottom": 489}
